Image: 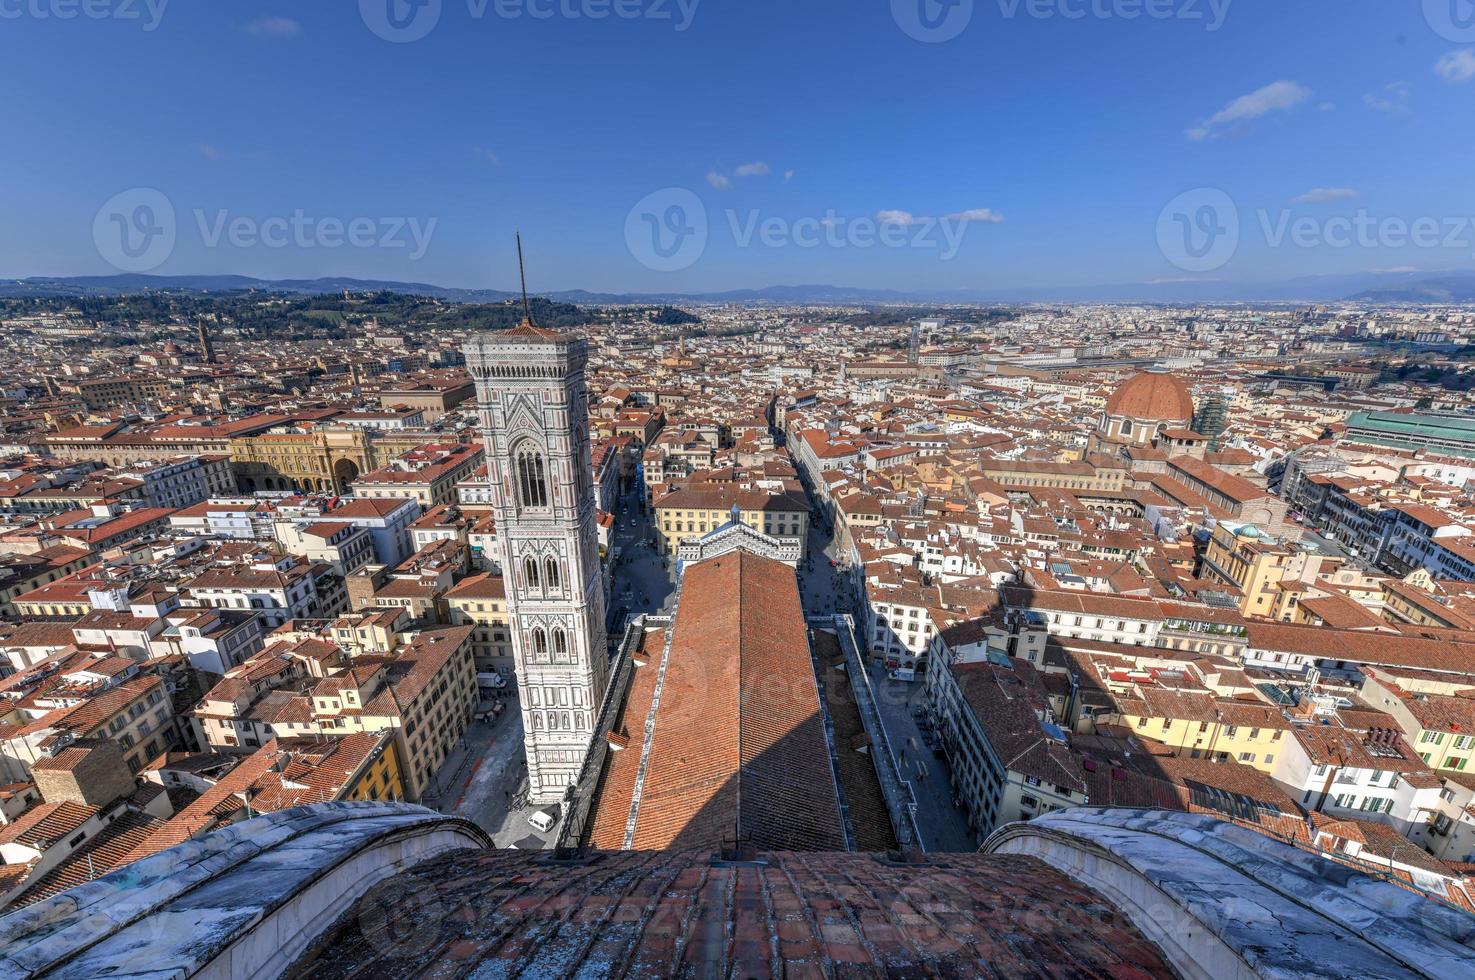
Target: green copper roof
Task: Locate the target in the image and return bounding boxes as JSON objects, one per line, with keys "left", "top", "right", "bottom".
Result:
{"left": 1344, "top": 411, "right": 1475, "bottom": 459}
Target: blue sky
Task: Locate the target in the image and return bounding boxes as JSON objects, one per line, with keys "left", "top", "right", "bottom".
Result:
{"left": 1, "top": 0, "right": 1473, "bottom": 293}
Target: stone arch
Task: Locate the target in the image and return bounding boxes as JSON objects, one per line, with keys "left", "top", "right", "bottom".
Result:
{"left": 333, "top": 458, "right": 360, "bottom": 493}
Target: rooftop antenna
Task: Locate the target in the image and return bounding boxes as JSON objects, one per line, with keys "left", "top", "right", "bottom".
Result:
{"left": 516, "top": 230, "right": 533, "bottom": 325}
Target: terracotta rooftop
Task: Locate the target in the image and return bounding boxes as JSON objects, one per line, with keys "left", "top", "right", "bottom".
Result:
{"left": 298, "top": 848, "right": 1175, "bottom": 979}
{"left": 586, "top": 548, "right": 846, "bottom": 852}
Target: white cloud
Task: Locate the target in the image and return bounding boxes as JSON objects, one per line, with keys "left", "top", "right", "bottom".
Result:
{"left": 877, "top": 210, "right": 919, "bottom": 226}
{"left": 197, "top": 144, "right": 227, "bottom": 162}
{"left": 706, "top": 171, "right": 732, "bottom": 191}
{"left": 1186, "top": 80, "right": 1310, "bottom": 140}
{"left": 242, "top": 16, "right": 300, "bottom": 38}
{"left": 734, "top": 162, "right": 770, "bottom": 177}
{"left": 784, "top": 169, "right": 796, "bottom": 183}
{"left": 473, "top": 147, "right": 500, "bottom": 165}
{"left": 1363, "top": 81, "right": 1411, "bottom": 115}
{"left": 1373, "top": 266, "right": 1419, "bottom": 274}
{"left": 946, "top": 208, "right": 1005, "bottom": 223}
{"left": 1436, "top": 50, "right": 1475, "bottom": 83}
{"left": 1291, "top": 187, "right": 1360, "bottom": 204}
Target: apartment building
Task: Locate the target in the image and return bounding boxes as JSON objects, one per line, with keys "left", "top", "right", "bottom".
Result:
{"left": 1272, "top": 721, "right": 1443, "bottom": 840}
{"left": 350, "top": 444, "right": 484, "bottom": 509}
{"left": 184, "top": 554, "right": 320, "bottom": 630}
{"left": 0, "top": 547, "right": 93, "bottom": 618}
{"left": 444, "top": 573, "right": 513, "bottom": 682}
{"left": 654, "top": 485, "right": 809, "bottom": 558}
{"left": 1000, "top": 586, "right": 1163, "bottom": 647}
{"left": 1381, "top": 503, "right": 1475, "bottom": 580}
{"left": 312, "top": 497, "right": 420, "bottom": 568}
{"left": 271, "top": 520, "right": 374, "bottom": 577}
{"left": 116, "top": 456, "right": 236, "bottom": 510}
{"left": 1199, "top": 521, "right": 1339, "bottom": 620}
{"left": 1, "top": 674, "right": 177, "bottom": 778}
{"left": 191, "top": 625, "right": 477, "bottom": 802}
{"left": 929, "top": 657, "right": 1086, "bottom": 836}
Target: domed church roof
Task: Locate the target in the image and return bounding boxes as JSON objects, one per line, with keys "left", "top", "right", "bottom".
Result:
{"left": 1105, "top": 370, "right": 1194, "bottom": 423}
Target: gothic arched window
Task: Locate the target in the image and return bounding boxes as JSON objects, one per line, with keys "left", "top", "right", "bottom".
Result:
{"left": 523, "top": 556, "right": 541, "bottom": 591}
{"left": 530, "top": 627, "right": 549, "bottom": 661}
{"left": 514, "top": 443, "right": 550, "bottom": 509}
{"left": 552, "top": 627, "right": 569, "bottom": 662}
{"left": 544, "top": 557, "right": 561, "bottom": 591}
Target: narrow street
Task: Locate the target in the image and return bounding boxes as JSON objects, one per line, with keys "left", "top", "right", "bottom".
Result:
{"left": 801, "top": 497, "right": 978, "bottom": 851}
{"left": 608, "top": 483, "right": 679, "bottom": 619}
{"left": 872, "top": 673, "right": 980, "bottom": 851}
{"left": 796, "top": 517, "right": 856, "bottom": 617}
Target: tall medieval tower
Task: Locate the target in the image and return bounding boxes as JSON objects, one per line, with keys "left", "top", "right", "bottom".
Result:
{"left": 463, "top": 312, "right": 609, "bottom": 805}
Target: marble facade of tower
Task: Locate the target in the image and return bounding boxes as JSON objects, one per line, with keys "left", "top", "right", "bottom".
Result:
{"left": 463, "top": 320, "right": 609, "bottom": 804}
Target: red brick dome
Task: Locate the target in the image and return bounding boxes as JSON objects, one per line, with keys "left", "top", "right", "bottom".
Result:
{"left": 1105, "top": 371, "right": 1193, "bottom": 423}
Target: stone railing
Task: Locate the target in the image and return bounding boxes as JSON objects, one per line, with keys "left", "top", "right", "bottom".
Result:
{"left": 0, "top": 802, "right": 489, "bottom": 980}
{"left": 822, "top": 614, "right": 922, "bottom": 850}
{"left": 985, "top": 807, "right": 1475, "bottom": 980}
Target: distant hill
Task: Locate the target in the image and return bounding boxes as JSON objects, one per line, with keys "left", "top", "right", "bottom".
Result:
{"left": 0, "top": 275, "right": 520, "bottom": 303}
{"left": 1349, "top": 274, "right": 1475, "bottom": 305}
{"left": 4, "top": 270, "right": 1474, "bottom": 306}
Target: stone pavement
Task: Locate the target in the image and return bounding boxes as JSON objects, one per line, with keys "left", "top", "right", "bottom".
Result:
{"left": 609, "top": 486, "right": 678, "bottom": 618}
{"left": 872, "top": 671, "right": 980, "bottom": 852}
{"left": 426, "top": 699, "right": 546, "bottom": 846}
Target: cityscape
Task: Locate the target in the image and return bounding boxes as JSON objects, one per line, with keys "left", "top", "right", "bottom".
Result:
{"left": 3, "top": 2, "right": 1475, "bottom": 978}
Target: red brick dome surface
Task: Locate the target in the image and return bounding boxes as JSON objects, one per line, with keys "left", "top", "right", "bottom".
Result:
{"left": 1105, "top": 371, "right": 1193, "bottom": 423}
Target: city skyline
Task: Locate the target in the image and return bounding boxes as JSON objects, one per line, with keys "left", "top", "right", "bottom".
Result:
{"left": 4, "top": 1, "right": 1475, "bottom": 291}
{"left": 8, "top": 4, "right": 1475, "bottom": 974}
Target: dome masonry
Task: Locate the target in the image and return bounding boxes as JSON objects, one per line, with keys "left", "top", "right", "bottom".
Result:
{"left": 1105, "top": 370, "right": 1194, "bottom": 423}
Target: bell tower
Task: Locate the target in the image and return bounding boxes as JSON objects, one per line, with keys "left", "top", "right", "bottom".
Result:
{"left": 462, "top": 240, "right": 608, "bottom": 804}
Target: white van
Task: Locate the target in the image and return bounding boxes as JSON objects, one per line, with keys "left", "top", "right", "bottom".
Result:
{"left": 528, "top": 807, "right": 558, "bottom": 833}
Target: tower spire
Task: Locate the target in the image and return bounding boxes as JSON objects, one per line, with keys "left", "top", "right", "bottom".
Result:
{"left": 517, "top": 231, "right": 534, "bottom": 326}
